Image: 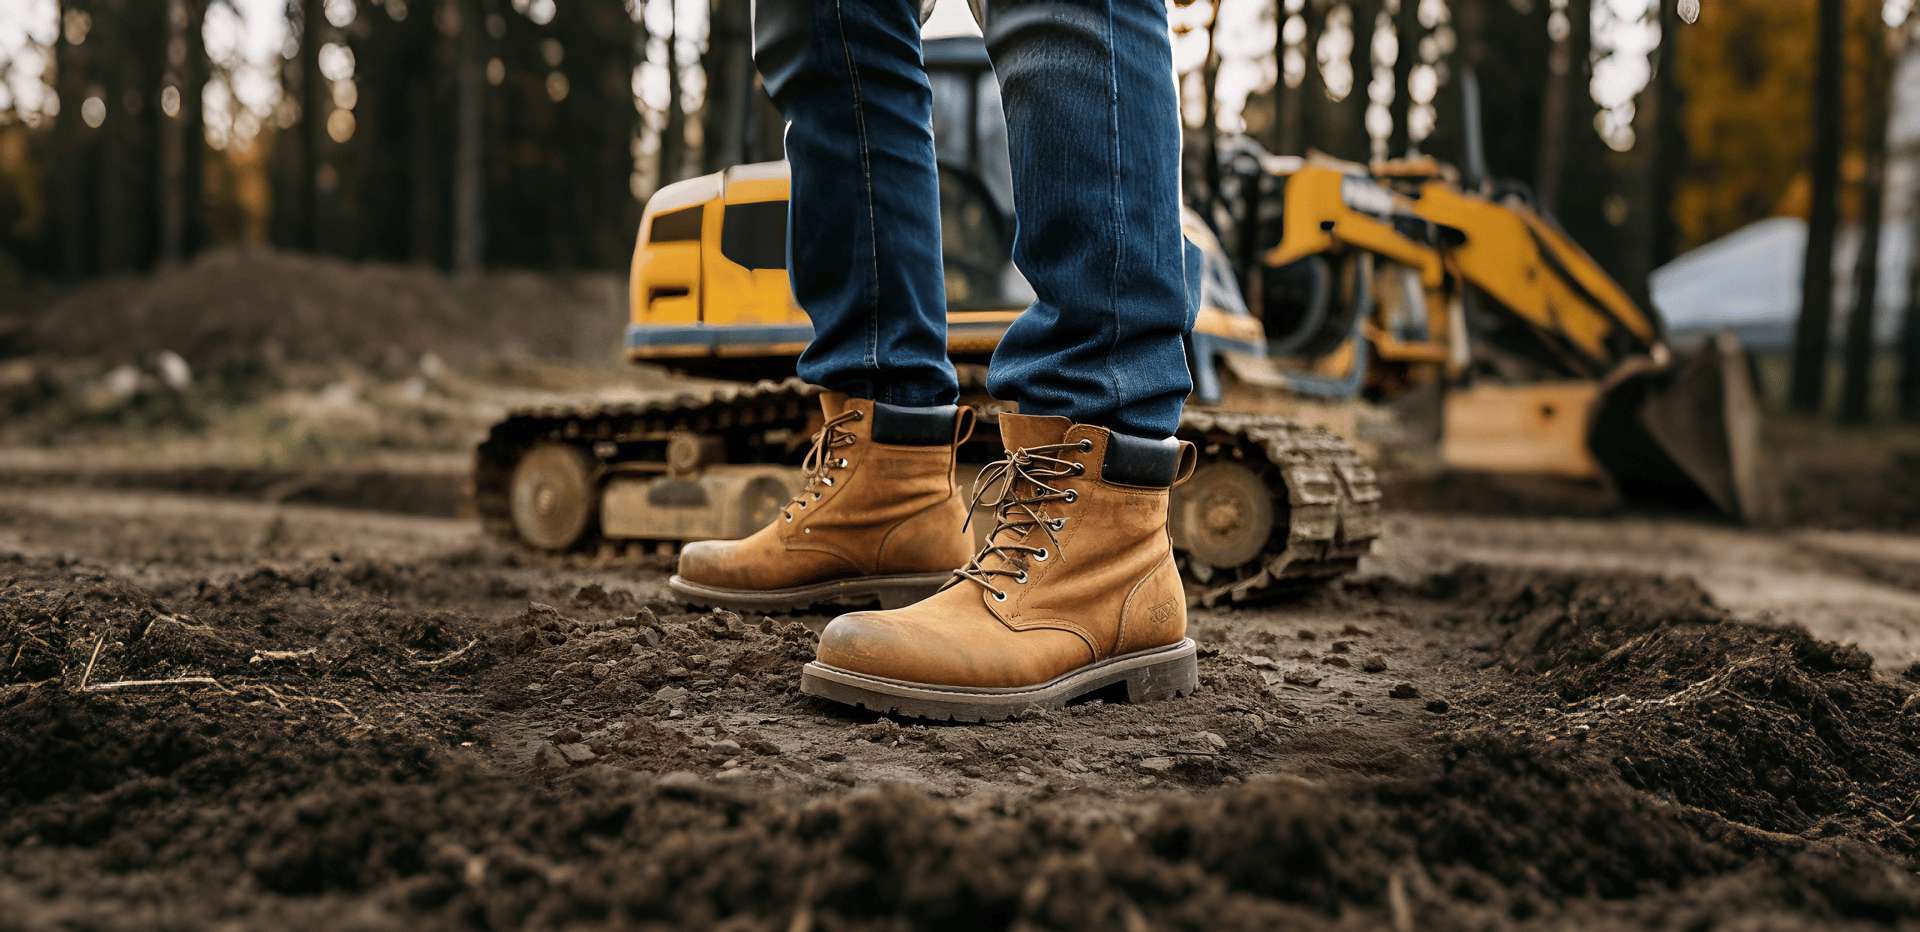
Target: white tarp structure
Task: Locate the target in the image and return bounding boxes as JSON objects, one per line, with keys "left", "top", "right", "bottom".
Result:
{"left": 1650, "top": 46, "right": 1920, "bottom": 352}
{"left": 1650, "top": 216, "right": 1915, "bottom": 351}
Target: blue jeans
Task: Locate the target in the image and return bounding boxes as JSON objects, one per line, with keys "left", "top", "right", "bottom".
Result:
{"left": 754, "top": 0, "right": 1199, "bottom": 439}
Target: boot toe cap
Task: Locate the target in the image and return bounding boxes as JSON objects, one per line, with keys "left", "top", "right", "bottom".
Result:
{"left": 816, "top": 605, "right": 1087, "bottom": 690}
{"left": 676, "top": 540, "right": 746, "bottom": 588}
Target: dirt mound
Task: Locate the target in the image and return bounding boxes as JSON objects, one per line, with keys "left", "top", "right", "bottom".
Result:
{"left": 20, "top": 247, "right": 625, "bottom": 376}
{"left": 1443, "top": 564, "right": 1920, "bottom": 858}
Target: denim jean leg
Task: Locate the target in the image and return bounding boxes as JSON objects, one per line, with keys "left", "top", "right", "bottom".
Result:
{"left": 753, "top": 0, "right": 958, "bottom": 407}
{"left": 981, "top": 0, "right": 1196, "bottom": 439}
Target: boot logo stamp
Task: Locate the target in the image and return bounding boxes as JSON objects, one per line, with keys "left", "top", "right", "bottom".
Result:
{"left": 1149, "top": 597, "right": 1178, "bottom": 629}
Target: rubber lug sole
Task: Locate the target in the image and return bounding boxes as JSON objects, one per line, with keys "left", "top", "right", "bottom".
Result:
{"left": 800, "top": 638, "right": 1199, "bottom": 722}
{"left": 668, "top": 572, "right": 951, "bottom": 624}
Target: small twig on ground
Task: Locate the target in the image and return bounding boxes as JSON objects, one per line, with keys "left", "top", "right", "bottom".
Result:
{"left": 416, "top": 638, "right": 479, "bottom": 667}
{"left": 254, "top": 685, "right": 361, "bottom": 722}
{"left": 8, "top": 643, "right": 21, "bottom": 671}
{"left": 83, "top": 676, "right": 234, "bottom": 694}
{"left": 78, "top": 634, "right": 105, "bottom": 690}
{"left": 144, "top": 615, "right": 212, "bottom": 639}
{"left": 249, "top": 648, "right": 318, "bottom": 663}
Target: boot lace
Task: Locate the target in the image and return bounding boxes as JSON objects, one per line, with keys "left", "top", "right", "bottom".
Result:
{"left": 948, "top": 438, "right": 1092, "bottom": 601}
{"left": 781, "top": 409, "right": 863, "bottom": 522}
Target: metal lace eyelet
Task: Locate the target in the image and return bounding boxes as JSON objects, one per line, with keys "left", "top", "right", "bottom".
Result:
{"left": 1033, "top": 549, "right": 1049, "bottom": 562}
{"left": 835, "top": 458, "right": 849, "bottom": 468}
{"left": 823, "top": 477, "right": 834, "bottom": 487}
{"left": 1078, "top": 439, "right": 1093, "bottom": 452}
{"left": 1072, "top": 463, "right": 1085, "bottom": 475}
{"left": 1050, "top": 518, "right": 1065, "bottom": 531}
{"left": 992, "top": 590, "right": 1008, "bottom": 602}
{"left": 812, "top": 492, "right": 821, "bottom": 501}
{"left": 1015, "top": 570, "right": 1028, "bottom": 584}
{"left": 852, "top": 410, "right": 864, "bottom": 420}
{"left": 783, "top": 513, "right": 793, "bottom": 522}
{"left": 1063, "top": 490, "right": 1078, "bottom": 504}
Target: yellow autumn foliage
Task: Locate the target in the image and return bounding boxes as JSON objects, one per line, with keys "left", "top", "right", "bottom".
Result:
{"left": 1673, "top": 0, "right": 1894, "bottom": 251}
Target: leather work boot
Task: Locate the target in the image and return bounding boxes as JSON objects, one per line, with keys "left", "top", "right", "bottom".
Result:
{"left": 670, "top": 393, "right": 977, "bottom": 616}
{"left": 800, "top": 413, "right": 1200, "bottom": 721}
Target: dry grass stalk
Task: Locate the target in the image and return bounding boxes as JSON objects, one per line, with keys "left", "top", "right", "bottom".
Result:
{"left": 83, "top": 676, "right": 233, "bottom": 694}
{"left": 416, "top": 638, "right": 479, "bottom": 667}
{"left": 78, "top": 634, "right": 105, "bottom": 690}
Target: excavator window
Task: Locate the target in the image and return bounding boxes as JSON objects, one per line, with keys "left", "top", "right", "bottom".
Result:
{"left": 649, "top": 205, "right": 704, "bottom": 243}
{"left": 721, "top": 201, "right": 789, "bottom": 271}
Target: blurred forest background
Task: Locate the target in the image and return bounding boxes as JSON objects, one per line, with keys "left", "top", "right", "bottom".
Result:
{"left": 0, "top": 0, "right": 1914, "bottom": 412}
{"left": 0, "top": 0, "right": 1898, "bottom": 278}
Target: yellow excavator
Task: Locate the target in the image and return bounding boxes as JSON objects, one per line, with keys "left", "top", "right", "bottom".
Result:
{"left": 475, "top": 36, "right": 1761, "bottom": 606}
{"left": 1213, "top": 142, "right": 1764, "bottom": 521}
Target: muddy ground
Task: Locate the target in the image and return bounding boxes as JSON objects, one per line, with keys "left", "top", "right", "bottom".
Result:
{"left": 2, "top": 487, "right": 1918, "bottom": 931}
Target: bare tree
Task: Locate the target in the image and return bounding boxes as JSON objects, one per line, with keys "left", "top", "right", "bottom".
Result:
{"left": 1534, "top": 0, "right": 1572, "bottom": 211}
{"left": 1387, "top": 0, "right": 1420, "bottom": 157}
{"left": 661, "top": 6, "right": 688, "bottom": 187}
{"left": 701, "top": 0, "right": 753, "bottom": 173}
{"left": 1839, "top": 24, "right": 1896, "bottom": 423}
{"left": 159, "top": 0, "right": 209, "bottom": 264}
{"left": 451, "top": 0, "right": 485, "bottom": 272}
{"left": 1791, "top": 0, "right": 1845, "bottom": 413}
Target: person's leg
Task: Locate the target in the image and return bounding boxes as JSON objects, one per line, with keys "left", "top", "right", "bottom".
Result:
{"left": 980, "top": 0, "right": 1200, "bottom": 439}
{"left": 753, "top": 0, "right": 958, "bottom": 406}
{"left": 672, "top": 0, "right": 972, "bottom": 612}
{"left": 796, "top": 0, "right": 1203, "bottom": 717}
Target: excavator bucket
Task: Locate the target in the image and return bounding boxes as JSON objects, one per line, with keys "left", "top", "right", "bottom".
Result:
{"left": 1589, "top": 330, "right": 1770, "bottom": 522}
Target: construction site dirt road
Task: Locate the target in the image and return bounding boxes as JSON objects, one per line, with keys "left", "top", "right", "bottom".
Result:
{"left": 4, "top": 483, "right": 1917, "bottom": 930}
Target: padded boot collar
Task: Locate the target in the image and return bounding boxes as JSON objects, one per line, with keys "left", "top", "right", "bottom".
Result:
{"left": 1100, "top": 432, "right": 1184, "bottom": 488}
{"left": 871, "top": 402, "right": 963, "bottom": 446}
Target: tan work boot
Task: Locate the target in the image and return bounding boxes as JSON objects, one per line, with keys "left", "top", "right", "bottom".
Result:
{"left": 669, "top": 393, "right": 976, "bottom": 615}
{"left": 800, "top": 413, "right": 1200, "bottom": 721}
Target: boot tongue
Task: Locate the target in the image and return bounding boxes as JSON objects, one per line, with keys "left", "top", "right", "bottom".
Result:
{"left": 818, "top": 392, "right": 854, "bottom": 419}
{"left": 996, "top": 413, "right": 1072, "bottom": 453}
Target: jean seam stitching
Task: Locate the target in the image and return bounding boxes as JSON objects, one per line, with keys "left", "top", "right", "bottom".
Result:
{"left": 1104, "top": 0, "right": 1124, "bottom": 424}
{"left": 833, "top": 0, "right": 883, "bottom": 394}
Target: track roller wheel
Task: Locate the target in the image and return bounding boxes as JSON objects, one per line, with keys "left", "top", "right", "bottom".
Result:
{"left": 510, "top": 443, "right": 596, "bottom": 550}
{"left": 1173, "top": 459, "right": 1277, "bottom": 582}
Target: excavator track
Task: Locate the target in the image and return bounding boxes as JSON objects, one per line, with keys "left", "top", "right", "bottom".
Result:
{"left": 476, "top": 381, "right": 1379, "bottom": 604}
{"left": 1172, "top": 411, "right": 1382, "bottom": 606}
{"left": 474, "top": 378, "right": 825, "bottom": 546}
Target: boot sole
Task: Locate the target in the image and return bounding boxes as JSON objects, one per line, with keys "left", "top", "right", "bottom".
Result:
{"left": 668, "top": 572, "right": 953, "bottom": 624}
{"left": 800, "top": 638, "right": 1199, "bottom": 722}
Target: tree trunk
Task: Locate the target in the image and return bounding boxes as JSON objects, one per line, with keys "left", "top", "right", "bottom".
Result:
{"left": 1840, "top": 152, "right": 1886, "bottom": 423}
{"left": 1791, "top": 0, "right": 1845, "bottom": 413}
{"left": 52, "top": 0, "right": 93, "bottom": 279}
{"left": 1902, "top": 186, "right": 1920, "bottom": 419}
{"left": 1839, "top": 27, "right": 1894, "bottom": 423}
{"left": 662, "top": 9, "right": 688, "bottom": 186}
{"left": 295, "top": 0, "right": 324, "bottom": 251}
{"left": 1201, "top": 8, "right": 1223, "bottom": 217}
{"left": 702, "top": 0, "right": 753, "bottom": 173}
{"left": 160, "top": 0, "right": 208, "bottom": 264}
{"left": 1533, "top": 0, "right": 1571, "bottom": 211}
{"left": 1387, "top": 0, "right": 1419, "bottom": 156}
{"left": 1277, "top": 1, "right": 1313, "bottom": 156}
{"left": 1349, "top": 0, "right": 1378, "bottom": 161}
{"left": 451, "top": 0, "right": 485, "bottom": 273}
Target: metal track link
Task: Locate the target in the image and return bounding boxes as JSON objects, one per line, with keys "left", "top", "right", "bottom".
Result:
{"left": 1176, "top": 411, "right": 1382, "bottom": 606}
{"left": 474, "top": 378, "right": 824, "bottom": 545}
